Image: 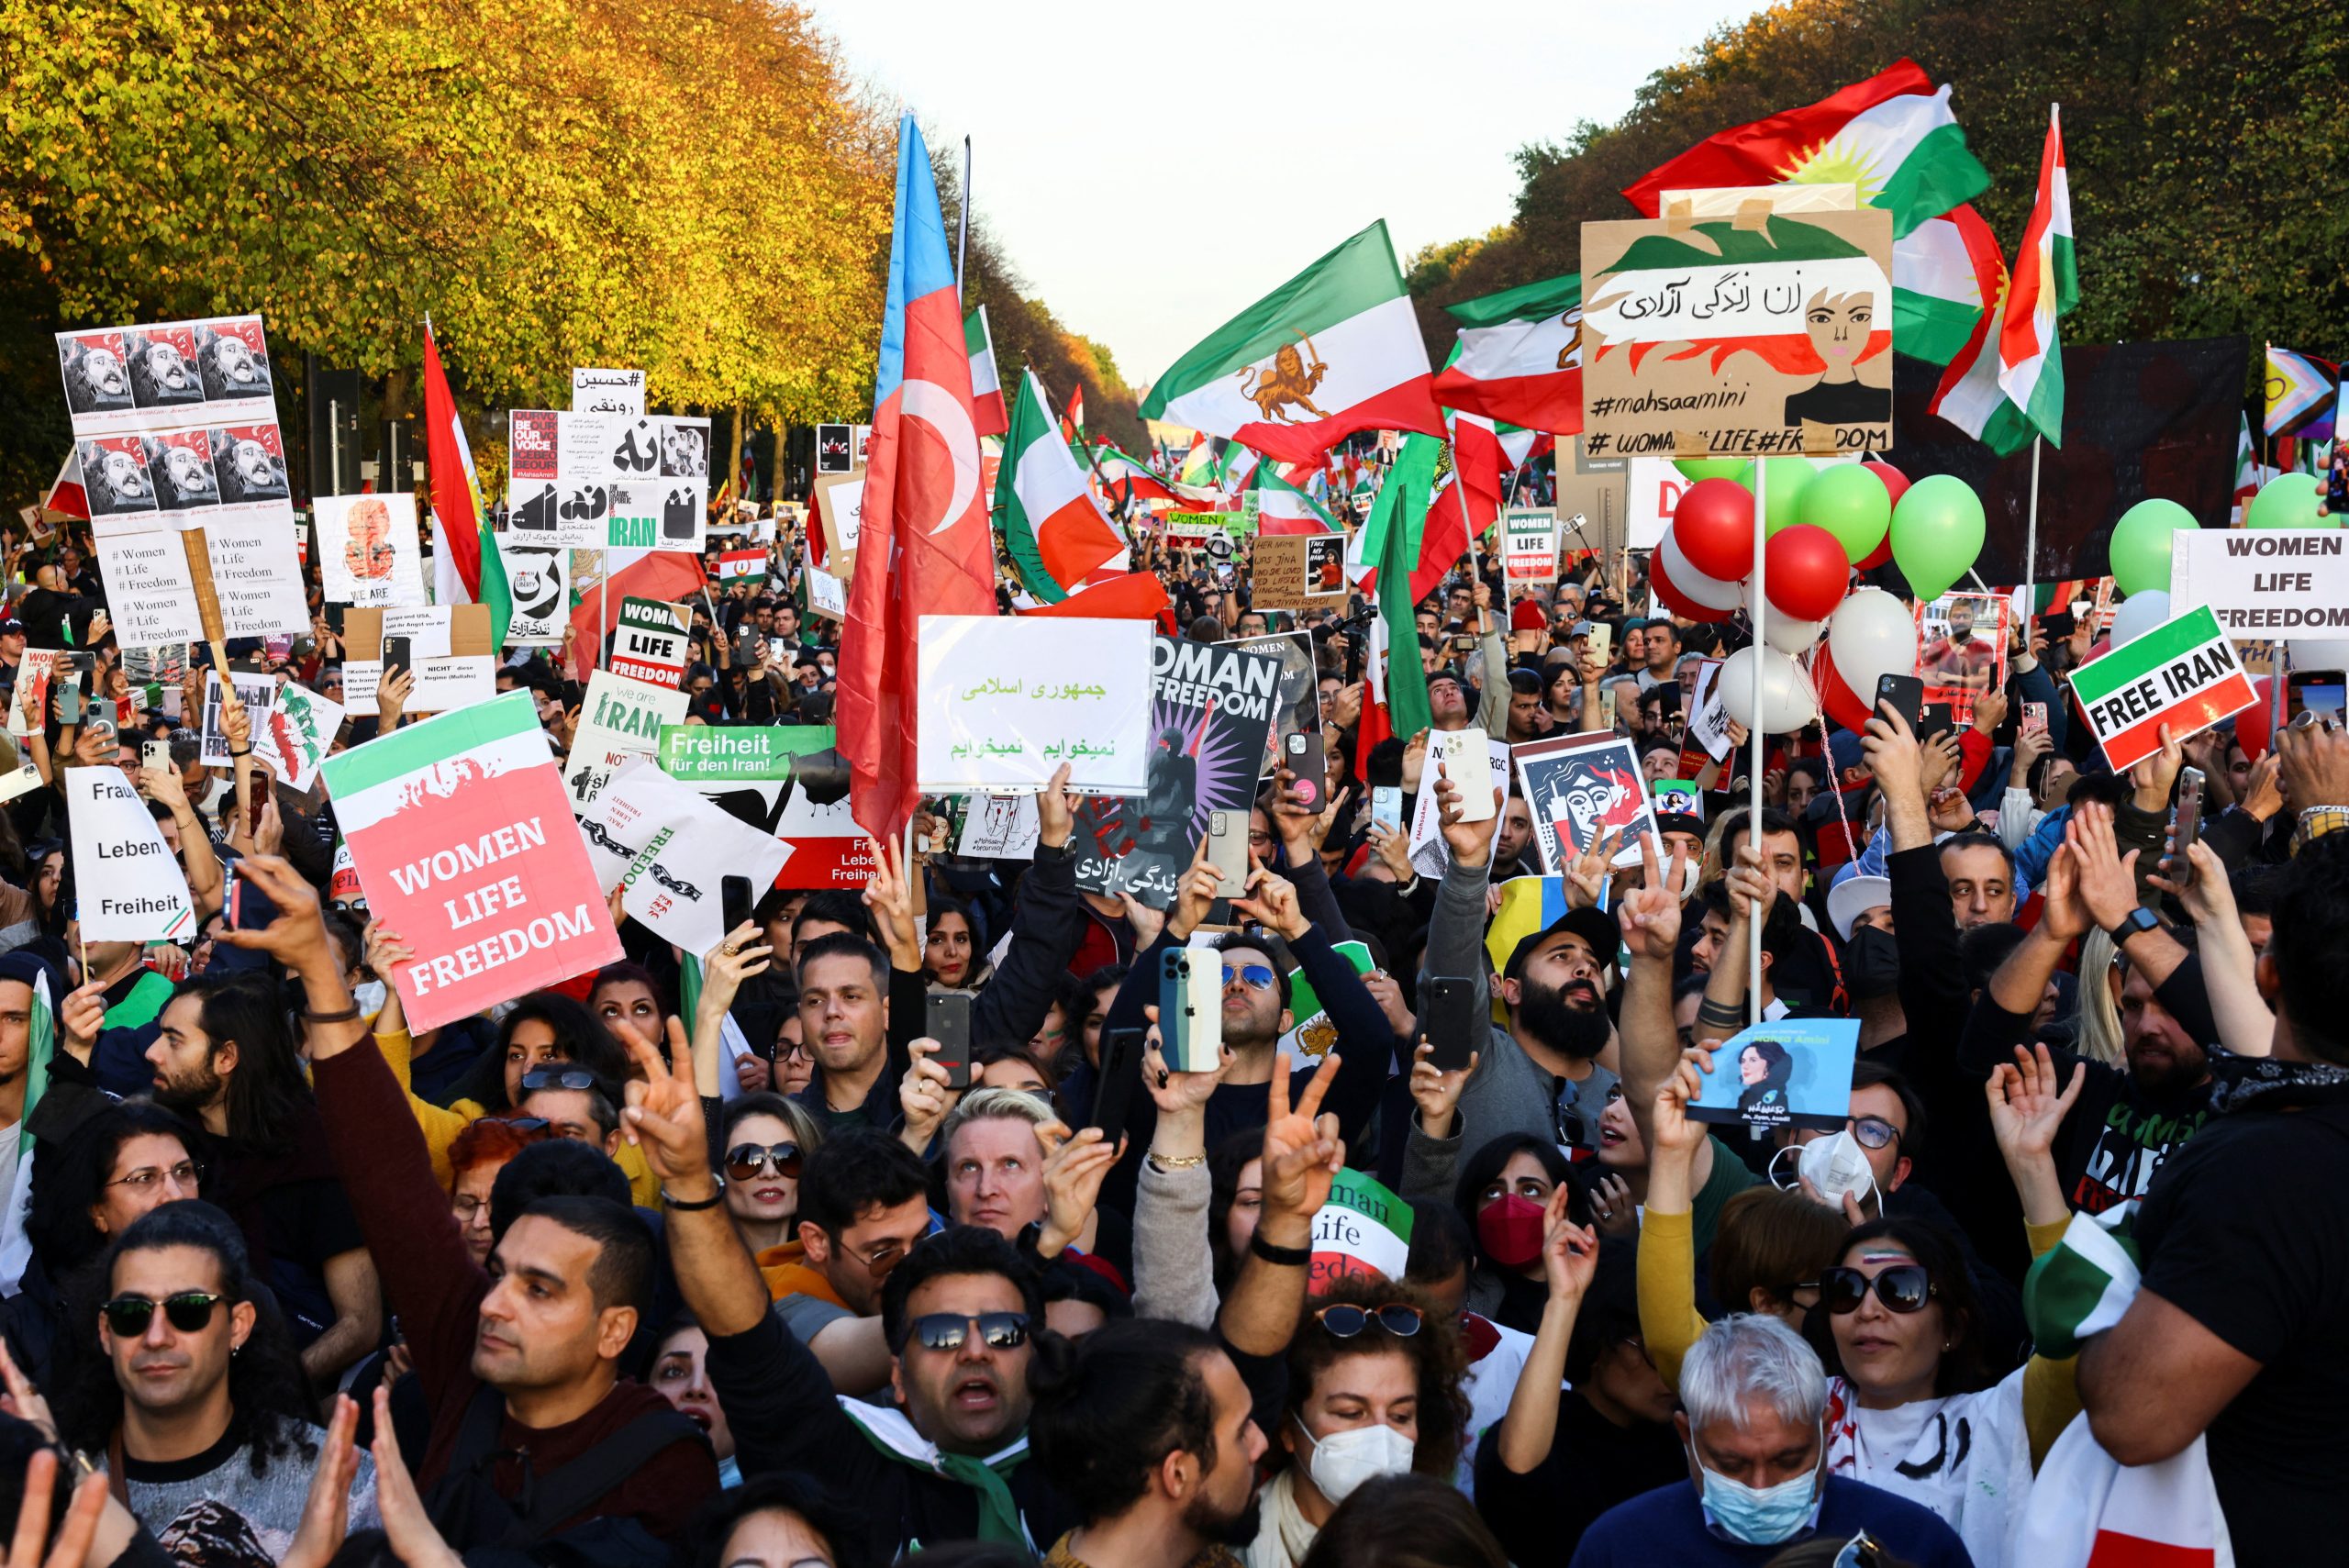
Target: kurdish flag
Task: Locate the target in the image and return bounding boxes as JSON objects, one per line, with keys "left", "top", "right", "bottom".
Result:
{"left": 997, "top": 370, "right": 1127, "bottom": 603}
{"left": 2265, "top": 347, "right": 2339, "bottom": 441}
{"left": 2070, "top": 605, "right": 2255, "bottom": 773}
{"left": 1431, "top": 272, "right": 1585, "bottom": 434}
{"left": 965, "top": 306, "right": 1008, "bottom": 439}
{"left": 424, "top": 320, "right": 510, "bottom": 648}
{"left": 1142, "top": 220, "right": 1444, "bottom": 464}
{"left": 1995, "top": 106, "right": 2079, "bottom": 446}
{"left": 1895, "top": 205, "right": 2009, "bottom": 366}
{"left": 1253, "top": 465, "right": 1341, "bottom": 537}
{"left": 715, "top": 549, "right": 768, "bottom": 585}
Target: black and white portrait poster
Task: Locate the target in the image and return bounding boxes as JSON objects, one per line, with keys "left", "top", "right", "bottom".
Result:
{"left": 498, "top": 538, "right": 571, "bottom": 646}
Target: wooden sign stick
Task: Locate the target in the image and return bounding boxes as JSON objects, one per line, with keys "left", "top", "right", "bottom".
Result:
{"left": 175, "top": 527, "right": 233, "bottom": 676}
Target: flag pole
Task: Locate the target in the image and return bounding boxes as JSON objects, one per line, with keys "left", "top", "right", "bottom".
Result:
{"left": 1748, "top": 456, "right": 1766, "bottom": 1025}
{"left": 955, "top": 136, "right": 972, "bottom": 306}
{"left": 2022, "top": 435, "right": 2042, "bottom": 646}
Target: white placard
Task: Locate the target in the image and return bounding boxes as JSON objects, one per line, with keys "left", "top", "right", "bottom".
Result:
{"left": 1407, "top": 734, "right": 1515, "bottom": 877}
{"left": 1626, "top": 458, "right": 1687, "bottom": 552}
{"left": 565, "top": 670, "right": 692, "bottom": 808}
{"left": 2167, "top": 529, "right": 2349, "bottom": 639}
{"left": 65, "top": 768, "right": 195, "bottom": 942}
{"left": 255, "top": 681, "right": 346, "bottom": 793}
{"left": 618, "top": 783, "right": 791, "bottom": 955}
{"left": 571, "top": 367, "right": 646, "bottom": 417}
{"left": 1503, "top": 508, "right": 1560, "bottom": 586}
{"left": 1687, "top": 657, "right": 1734, "bottom": 760}
{"left": 200, "top": 670, "right": 278, "bottom": 767}
{"left": 957, "top": 794, "right": 1041, "bottom": 859}
{"left": 915, "top": 617, "right": 1152, "bottom": 795}
{"left": 498, "top": 537, "right": 571, "bottom": 646}
{"left": 316, "top": 493, "right": 427, "bottom": 607}
{"left": 200, "top": 511, "right": 310, "bottom": 636}
{"left": 90, "top": 516, "right": 203, "bottom": 645}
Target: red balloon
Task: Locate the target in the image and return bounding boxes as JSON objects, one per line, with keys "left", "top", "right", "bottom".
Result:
{"left": 1812, "top": 644, "right": 1874, "bottom": 735}
{"left": 1650, "top": 541, "right": 1732, "bottom": 623}
{"left": 1857, "top": 462, "right": 1906, "bottom": 569}
{"left": 2236, "top": 676, "right": 2277, "bottom": 761}
{"left": 1764, "top": 524, "right": 1852, "bottom": 622}
{"left": 1673, "top": 478, "right": 1757, "bottom": 583}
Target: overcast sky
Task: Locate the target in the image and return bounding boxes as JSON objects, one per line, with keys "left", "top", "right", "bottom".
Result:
{"left": 814, "top": 0, "right": 1762, "bottom": 388}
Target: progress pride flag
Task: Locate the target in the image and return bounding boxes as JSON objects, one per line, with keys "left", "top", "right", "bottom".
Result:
{"left": 321, "top": 691, "right": 619, "bottom": 1030}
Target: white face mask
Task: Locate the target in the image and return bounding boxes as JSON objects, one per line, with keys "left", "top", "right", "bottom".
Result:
{"left": 1771, "top": 1129, "right": 1878, "bottom": 1212}
{"left": 352, "top": 979, "right": 388, "bottom": 1022}
{"left": 1297, "top": 1416, "right": 1414, "bottom": 1504}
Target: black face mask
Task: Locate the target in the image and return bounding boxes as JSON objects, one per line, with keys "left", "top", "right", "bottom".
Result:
{"left": 1844, "top": 926, "right": 1900, "bottom": 1000}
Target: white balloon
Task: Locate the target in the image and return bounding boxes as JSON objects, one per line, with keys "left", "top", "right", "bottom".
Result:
{"left": 1719, "top": 645, "right": 1819, "bottom": 734}
{"left": 2287, "top": 637, "right": 2349, "bottom": 669}
{"left": 1827, "top": 587, "right": 1919, "bottom": 696}
{"left": 2109, "top": 590, "right": 2171, "bottom": 649}
{"left": 1659, "top": 528, "right": 1743, "bottom": 611}
{"left": 1739, "top": 576, "right": 1827, "bottom": 655}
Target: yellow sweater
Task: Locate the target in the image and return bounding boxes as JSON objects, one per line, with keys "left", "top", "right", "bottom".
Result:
{"left": 373, "top": 1026, "right": 662, "bottom": 1209}
{"left": 1635, "top": 1204, "right": 2079, "bottom": 1469}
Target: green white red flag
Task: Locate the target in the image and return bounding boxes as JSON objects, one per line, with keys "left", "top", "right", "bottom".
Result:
{"left": 965, "top": 307, "right": 1008, "bottom": 439}
{"left": 1141, "top": 220, "right": 1443, "bottom": 463}
{"left": 1353, "top": 432, "right": 1441, "bottom": 778}
{"left": 1430, "top": 272, "right": 1585, "bottom": 434}
{"left": 715, "top": 549, "right": 768, "bottom": 584}
{"left": 1252, "top": 465, "right": 1340, "bottom": 537}
{"left": 1995, "top": 106, "right": 2078, "bottom": 446}
{"left": 996, "top": 370, "right": 1128, "bottom": 603}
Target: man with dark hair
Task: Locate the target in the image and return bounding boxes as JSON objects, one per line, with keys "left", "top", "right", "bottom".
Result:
{"left": 793, "top": 931, "right": 898, "bottom": 1129}
{"left": 1936, "top": 829, "right": 2018, "bottom": 930}
{"left": 1635, "top": 617, "right": 1680, "bottom": 692}
{"left": 228, "top": 854, "right": 717, "bottom": 1561}
{"left": 1503, "top": 669, "right": 1546, "bottom": 743}
{"left": 517, "top": 1068, "right": 623, "bottom": 1155}
{"left": 2082, "top": 830, "right": 2349, "bottom": 1560}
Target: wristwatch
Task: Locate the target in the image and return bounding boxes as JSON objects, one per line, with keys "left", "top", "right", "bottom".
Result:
{"left": 2104, "top": 906, "right": 2162, "bottom": 946}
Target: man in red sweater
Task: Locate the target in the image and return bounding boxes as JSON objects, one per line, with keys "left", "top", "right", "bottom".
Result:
{"left": 220, "top": 854, "right": 718, "bottom": 1562}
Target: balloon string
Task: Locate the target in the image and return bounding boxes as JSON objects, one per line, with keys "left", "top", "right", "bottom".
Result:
{"left": 1818, "top": 710, "right": 1858, "bottom": 863}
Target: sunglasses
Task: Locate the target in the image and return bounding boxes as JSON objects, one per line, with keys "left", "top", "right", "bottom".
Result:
{"left": 488, "top": 1116, "right": 551, "bottom": 1134}
{"left": 518, "top": 1067, "right": 599, "bottom": 1093}
{"left": 908, "top": 1311, "right": 1030, "bottom": 1352}
{"left": 103, "top": 1292, "right": 231, "bottom": 1337}
{"left": 725, "top": 1142, "right": 803, "bottom": 1182}
{"left": 1312, "top": 1302, "right": 1424, "bottom": 1340}
{"left": 1816, "top": 1264, "right": 1937, "bottom": 1317}
{"left": 1222, "top": 962, "right": 1275, "bottom": 992}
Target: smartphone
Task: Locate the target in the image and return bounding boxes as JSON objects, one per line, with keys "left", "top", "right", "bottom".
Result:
{"left": 63, "top": 651, "right": 95, "bottom": 697}
{"left": 1371, "top": 784, "right": 1403, "bottom": 833}
{"left": 1285, "top": 729, "right": 1320, "bottom": 810}
{"left": 382, "top": 635, "right": 413, "bottom": 684}
{"left": 1425, "top": 975, "right": 1479, "bottom": 1073}
{"left": 1436, "top": 728, "right": 1496, "bottom": 820}
{"left": 246, "top": 784, "right": 266, "bottom": 836}
{"left": 2286, "top": 670, "right": 2345, "bottom": 730}
{"left": 1584, "top": 622, "right": 1610, "bottom": 667}
{"left": 1448, "top": 627, "right": 1475, "bottom": 653}
{"left": 2022, "top": 701, "right": 2049, "bottom": 734}
{"left": 221, "top": 862, "right": 239, "bottom": 931}
{"left": 1918, "top": 702, "right": 1956, "bottom": 740}
{"left": 1874, "top": 673, "right": 1925, "bottom": 728}
{"left": 1090, "top": 1027, "right": 1144, "bottom": 1151}
{"left": 1204, "top": 809, "right": 1248, "bottom": 895}
{"left": 143, "top": 738, "right": 170, "bottom": 770}
{"left": 2170, "top": 765, "right": 2205, "bottom": 884}
{"left": 1597, "top": 687, "right": 1616, "bottom": 730}
{"left": 1158, "top": 948, "right": 1222, "bottom": 1073}
{"left": 51, "top": 683, "right": 82, "bottom": 726}
{"left": 925, "top": 991, "right": 974, "bottom": 1089}
{"left": 720, "top": 873, "right": 755, "bottom": 936}
{"left": 85, "top": 711, "right": 117, "bottom": 746}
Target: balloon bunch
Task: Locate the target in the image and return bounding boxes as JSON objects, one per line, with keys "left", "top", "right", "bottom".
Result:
{"left": 1652, "top": 456, "right": 1986, "bottom": 734}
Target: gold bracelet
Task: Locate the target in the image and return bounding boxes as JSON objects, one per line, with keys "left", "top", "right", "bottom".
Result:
{"left": 1147, "top": 1150, "right": 1207, "bottom": 1171}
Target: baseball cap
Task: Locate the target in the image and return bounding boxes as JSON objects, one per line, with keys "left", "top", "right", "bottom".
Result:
{"left": 1827, "top": 873, "right": 1892, "bottom": 942}
{"left": 1507, "top": 906, "right": 1623, "bottom": 980}
{"left": 0, "top": 619, "right": 22, "bottom": 637}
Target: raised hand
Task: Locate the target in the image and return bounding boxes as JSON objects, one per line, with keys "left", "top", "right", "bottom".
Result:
{"left": 368, "top": 1385, "right": 464, "bottom": 1568}
{"left": 1038, "top": 1125, "right": 1123, "bottom": 1258}
{"left": 215, "top": 853, "right": 333, "bottom": 973}
{"left": 1987, "top": 1042, "right": 2086, "bottom": 1166}
{"left": 1165, "top": 835, "right": 1225, "bottom": 942}
{"left": 1260, "top": 1050, "right": 1344, "bottom": 1221}
{"left": 1036, "top": 762, "right": 1074, "bottom": 850}
{"left": 699, "top": 922, "right": 773, "bottom": 1016}
{"left": 1538, "top": 1183, "right": 1599, "bottom": 1303}
{"left": 862, "top": 835, "right": 921, "bottom": 970}
{"left": 1141, "top": 1028, "right": 1233, "bottom": 1116}
{"left": 2065, "top": 801, "right": 2142, "bottom": 930}
{"left": 282, "top": 1394, "right": 362, "bottom": 1568}
{"left": 1230, "top": 853, "right": 1309, "bottom": 941}
{"left": 1564, "top": 828, "right": 1620, "bottom": 910}
{"left": 1617, "top": 832, "right": 1687, "bottom": 964}
{"left": 1434, "top": 765, "right": 1503, "bottom": 869}
{"left": 897, "top": 1038, "right": 959, "bottom": 1151}
{"left": 1408, "top": 1040, "right": 1477, "bottom": 1141}
{"left": 614, "top": 1014, "right": 710, "bottom": 1191}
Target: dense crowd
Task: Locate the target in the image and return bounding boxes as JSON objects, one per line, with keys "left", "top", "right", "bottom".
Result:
{"left": 0, "top": 495, "right": 2340, "bottom": 1568}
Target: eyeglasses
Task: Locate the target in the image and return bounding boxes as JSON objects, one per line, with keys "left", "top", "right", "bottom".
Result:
{"left": 1816, "top": 1264, "right": 1937, "bottom": 1317}
{"left": 774, "top": 1040, "right": 811, "bottom": 1062}
{"left": 106, "top": 1160, "right": 202, "bottom": 1193}
{"left": 725, "top": 1142, "right": 803, "bottom": 1182}
{"left": 451, "top": 1193, "right": 492, "bottom": 1222}
{"left": 907, "top": 1311, "right": 1030, "bottom": 1352}
{"left": 102, "top": 1292, "right": 231, "bottom": 1337}
{"left": 1850, "top": 1116, "right": 1902, "bottom": 1151}
{"left": 848, "top": 1238, "right": 910, "bottom": 1278}
{"left": 1313, "top": 1302, "right": 1425, "bottom": 1339}
{"left": 518, "top": 1067, "right": 598, "bottom": 1093}
{"left": 1222, "top": 962, "right": 1275, "bottom": 992}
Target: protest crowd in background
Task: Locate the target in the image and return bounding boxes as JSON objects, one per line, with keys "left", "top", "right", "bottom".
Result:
{"left": 6, "top": 51, "right": 2349, "bottom": 1568}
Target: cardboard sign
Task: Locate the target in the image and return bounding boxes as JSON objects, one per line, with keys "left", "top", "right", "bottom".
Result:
{"left": 566, "top": 670, "right": 692, "bottom": 807}
{"left": 1249, "top": 534, "right": 1347, "bottom": 612}
{"left": 1687, "top": 657, "right": 1735, "bottom": 760}
{"left": 813, "top": 473, "right": 863, "bottom": 565}
{"left": 1687, "top": 1018, "right": 1860, "bottom": 1134}
{"left": 1913, "top": 593, "right": 2010, "bottom": 724}
{"left": 1580, "top": 207, "right": 1896, "bottom": 458}
{"left": 1503, "top": 507, "right": 1560, "bottom": 586}
{"left": 612, "top": 597, "right": 689, "bottom": 687}
{"left": 2070, "top": 604, "right": 2258, "bottom": 772}
{"left": 916, "top": 617, "right": 1152, "bottom": 795}
{"left": 65, "top": 768, "right": 195, "bottom": 942}
{"left": 2167, "top": 529, "right": 2349, "bottom": 637}
{"left": 200, "top": 671, "right": 278, "bottom": 767}
{"left": 316, "top": 492, "right": 426, "bottom": 607}
{"left": 1514, "top": 730, "right": 1657, "bottom": 872}
{"left": 1553, "top": 437, "right": 1630, "bottom": 561}
{"left": 342, "top": 605, "right": 495, "bottom": 714}
{"left": 322, "top": 691, "right": 621, "bottom": 1031}
{"left": 571, "top": 367, "right": 646, "bottom": 417}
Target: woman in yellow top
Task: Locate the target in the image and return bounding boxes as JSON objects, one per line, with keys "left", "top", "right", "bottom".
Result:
{"left": 362, "top": 923, "right": 661, "bottom": 1206}
{"left": 1638, "top": 1043, "right": 2088, "bottom": 1568}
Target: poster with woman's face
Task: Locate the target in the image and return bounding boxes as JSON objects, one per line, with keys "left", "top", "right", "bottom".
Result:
{"left": 1685, "top": 1019, "right": 1860, "bottom": 1133}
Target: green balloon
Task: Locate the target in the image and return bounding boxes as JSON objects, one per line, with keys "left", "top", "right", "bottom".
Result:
{"left": 1673, "top": 458, "right": 1747, "bottom": 482}
{"left": 1798, "top": 462, "right": 1892, "bottom": 564}
{"left": 2246, "top": 473, "right": 2328, "bottom": 530}
{"left": 2108, "top": 498, "right": 2199, "bottom": 595}
{"left": 1889, "top": 474, "right": 1986, "bottom": 601}
{"left": 1737, "top": 457, "right": 1817, "bottom": 535}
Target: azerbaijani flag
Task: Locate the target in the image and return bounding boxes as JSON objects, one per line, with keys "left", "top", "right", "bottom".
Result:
{"left": 965, "top": 306, "right": 1008, "bottom": 439}
{"left": 1431, "top": 272, "right": 1585, "bottom": 434}
{"left": 1252, "top": 465, "right": 1341, "bottom": 537}
{"left": 1995, "top": 106, "right": 2078, "bottom": 447}
{"left": 715, "top": 549, "right": 768, "bottom": 585}
{"left": 2265, "top": 347, "right": 2339, "bottom": 441}
{"left": 424, "top": 320, "right": 511, "bottom": 647}
{"left": 1141, "top": 220, "right": 1444, "bottom": 463}
{"left": 997, "top": 370, "right": 1127, "bottom": 602}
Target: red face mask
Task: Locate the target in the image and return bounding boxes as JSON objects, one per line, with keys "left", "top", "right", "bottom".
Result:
{"left": 1477, "top": 1193, "right": 1546, "bottom": 1268}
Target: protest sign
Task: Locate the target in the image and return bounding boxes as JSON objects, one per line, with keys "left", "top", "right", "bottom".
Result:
{"left": 1515, "top": 730, "right": 1657, "bottom": 872}
{"left": 328, "top": 835, "right": 362, "bottom": 906}
{"left": 574, "top": 756, "right": 694, "bottom": 889}
{"left": 1687, "top": 657, "right": 1734, "bottom": 760}
{"left": 1408, "top": 733, "right": 1515, "bottom": 880}
{"left": 1504, "top": 507, "right": 1561, "bottom": 586}
{"left": 611, "top": 597, "right": 689, "bottom": 687}
{"left": 316, "top": 493, "right": 426, "bottom": 607}
{"left": 565, "top": 670, "right": 692, "bottom": 807}
{"left": 342, "top": 606, "right": 496, "bottom": 714}
{"left": 1687, "top": 1018, "right": 1860, "bottom": 1135}
{"left": 1226, "top": 631, "right": 1320, "bottom": 778}
{"left": 815, "top": 423, "right": 858, "bottom": 474}
{"left": 1308, "top": 1168, "right": 1414, "bottom": 1292}
{"left": 2166, "top": 530, "right": 2349, "bottom": 638}
{"left": 56, "top": 316, "right": 275, "bottom": 437}
{"left": 498, "top": 537, "right": 570, "bottom": 645}
{"left": 7, "top": 651, "right": 56, "bottom": 740}
{"left": 917, "top": 617, "right": 1152, "bottom": 795}
{"left": 571, "top": 367, "right": 646, "bottom": 416}
{"left": 66, "top": 769, "right": 196, "bottom": 942}
{"left": 323, "top": 691, "right": 621, "bottom": 1032}
{"left": 958, "top": 794, "right": 1041, "bottom": 860}
{"left": 806, "top": 561, "right": 847, "bottom": 621}
{"left": 1248, "top": 535, "right": 1343, "bottom": 612}
{"left": 197, "top": 505, "right": 309, "bottom": 638}
{"left": 656, "top": 724, "right": 807, "bottom": 783}
{"left": 1068, "top": 636, "right": 1284, "bottom": 907}
{"left": 616, "top": 781, "right": 792, "bottom": 955}
{"left": 90, "top": 515, "right": 203, "bottom": 646}
{"left": 1552, "top": 437, "right": 1629, "bottom": 561}
{"left": 1626, "top": 458, "right": 1687, "bottom": 551}
{"left": 814, "top": 473, "right": 863, "bottom": 564}
{"left": 199, "top": 670, "right": 278, "bottom": 767}
{"left": 2070, "top": 604, "right": 2257, "bottom": 772}
{"left": 1652, "top": 778, "right": 1704, "bottom": 820}
{"left": 1580, "top": 207, "right": 1896, "bottom": 458}
{"left": 653, "top": 724, "right": 874, "bottom": 888}
{"left": 255, "top": 682, "right": 345, "bottom": 793}
{"left": 1914, "top": 592, "right": 2009, "bottom": 724}
{"left": 506, "top": 408, "right": 710, "bottom": 551}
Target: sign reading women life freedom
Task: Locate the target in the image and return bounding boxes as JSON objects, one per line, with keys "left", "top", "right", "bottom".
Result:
{"left": 1579, "top": 207, "right": 1896, "bottom": 457}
